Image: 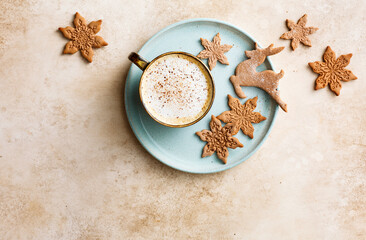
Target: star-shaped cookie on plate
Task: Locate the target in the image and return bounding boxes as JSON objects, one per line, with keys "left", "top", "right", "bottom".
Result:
{"left": 280, "top": 14, "right": 318, "bottom": 51}
{"left": 196, "top": 115, "right": 243, "bottom": 164}
{"left": 197, "top": 33, "right": 232, "bottom": 70}
{"left": 308, "top": 46, "right": 357, "bottom": 95}
{"left": 217, "top": 95, "right": 266, "bottom": 138}
{"left": 59, "top": 12, "right": 108, "bottom": 62}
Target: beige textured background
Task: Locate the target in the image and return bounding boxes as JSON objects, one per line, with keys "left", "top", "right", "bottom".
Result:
{"left": 0, "top": 0, "right": 365, "bottom": 239}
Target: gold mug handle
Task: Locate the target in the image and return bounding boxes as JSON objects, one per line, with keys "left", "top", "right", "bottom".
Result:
{"left": 128, "top": 52, "right": 149, "bottom": 70}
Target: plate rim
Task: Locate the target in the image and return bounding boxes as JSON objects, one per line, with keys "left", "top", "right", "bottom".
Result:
{"left": 125, "top": 18, "right": 279, "bottom": 174}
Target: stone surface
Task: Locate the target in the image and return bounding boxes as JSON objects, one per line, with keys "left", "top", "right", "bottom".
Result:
{"left": 0, "top": 0, "right": 365, "bottom": 239}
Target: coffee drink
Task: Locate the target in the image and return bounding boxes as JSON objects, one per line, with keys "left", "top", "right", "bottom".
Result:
{"left": 140, "top": 53, "right": 213, "bottom": 126}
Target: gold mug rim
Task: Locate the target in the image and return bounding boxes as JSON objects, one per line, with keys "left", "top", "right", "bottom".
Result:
{"left": 131, "top": 51, "right": 215, "bottom": 128}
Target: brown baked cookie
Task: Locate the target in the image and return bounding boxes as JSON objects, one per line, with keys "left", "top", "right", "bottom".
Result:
{"left": 59, "top": 12, "right": 108, "bottom": 62}
{"left": 280, "top": 14, "right": 318, "bottom": 50}
{"left": 309, "top": 46, "right": 357, "bottom": 95}
{"left": 197, "top": 33, "right": 232, "bottom": 70}
{"left": 196, "top": 115, "right": 243, "bottom": 164}
{"left": 230, "top": 43, "right": 288, "bottom": 112}
{"left": 217, "top": 95, "right": 266, "bottom": 138}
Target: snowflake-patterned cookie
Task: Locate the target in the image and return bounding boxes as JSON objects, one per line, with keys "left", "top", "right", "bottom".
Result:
{"left": 217, "top": 95, "right": 266, "bottom": 138}
{"left": 309, "top": 46, "right": 357, "bottom": 95}
{"left": 59, "top": 12, "right": 108, "bottom": 62}
{"left": 280, "top": 14, "right": 318, "bottom": 51}
{"left": 196, "top": 115, "right": 243, "bottom": 164}
{"left": 197, "top": 33, "right": 232, "bottom": 70}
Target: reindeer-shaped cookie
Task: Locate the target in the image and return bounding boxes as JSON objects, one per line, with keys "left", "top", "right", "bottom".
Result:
{"left": 230, "top": 43, "right": 287, "bottom": 112}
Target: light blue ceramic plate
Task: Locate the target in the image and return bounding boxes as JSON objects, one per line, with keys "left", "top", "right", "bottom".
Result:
{"left": 125, "top": 19, "right": 278, "bottom": 174}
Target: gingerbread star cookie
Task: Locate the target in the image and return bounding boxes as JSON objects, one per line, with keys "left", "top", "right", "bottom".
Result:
{"left": 217, "top": 95, "right": 266, "bottom": 138}
{"left": 308, "top": 46, "right": 357, "bottom": 95}
{"left": 196, "top": 115, "right": 243, "bottom": 164}
{"left": 280, "top": 14, "right": 318, "bottom": 51}
{"left": 197, "top": 33, "right": 232, "bottom": 70}
{"left": 59, "top": 12, "right": 108, "bottom": 62}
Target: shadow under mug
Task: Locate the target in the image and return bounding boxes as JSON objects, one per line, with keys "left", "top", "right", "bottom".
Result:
{"left": 128, "top": 51, "right": 215, "bottom": 128}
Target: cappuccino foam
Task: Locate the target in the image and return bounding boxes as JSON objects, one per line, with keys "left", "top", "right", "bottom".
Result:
{"left": 140, "top": 54, "right": 212, "bottom": 125}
